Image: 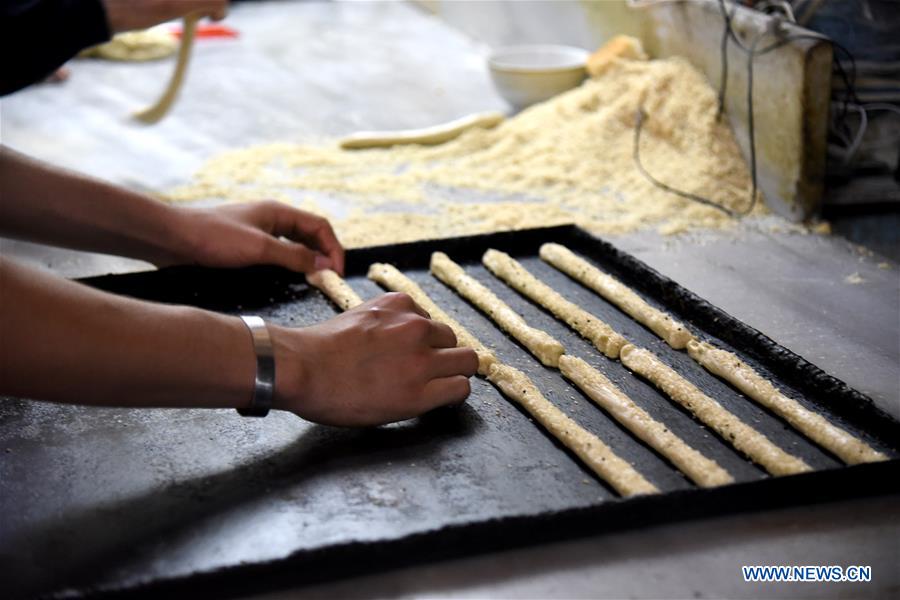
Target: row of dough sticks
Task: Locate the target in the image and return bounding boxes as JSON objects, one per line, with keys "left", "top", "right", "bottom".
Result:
{"left": 308, "top": 243, "right": 886, "bottom": 497}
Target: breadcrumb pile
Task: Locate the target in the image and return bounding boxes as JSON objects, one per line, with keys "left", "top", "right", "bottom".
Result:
{"left": 166, "top": 52, "right": 764, "bottom": 247}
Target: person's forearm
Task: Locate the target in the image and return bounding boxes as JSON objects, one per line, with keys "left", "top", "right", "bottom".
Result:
{"left": 0, "top": 258, "right": 254, "bottom": 409}
{"left": 0, "top": 146, "right": 192, "bottom": 266}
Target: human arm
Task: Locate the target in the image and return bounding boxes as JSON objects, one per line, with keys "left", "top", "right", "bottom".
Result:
{"left": 0, "top": 259, "right": 476, "bottom": 424}
{"left": 0, "top": 146, "right": 345, "bottom": 274}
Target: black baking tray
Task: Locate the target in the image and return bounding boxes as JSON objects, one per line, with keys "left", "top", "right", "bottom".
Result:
{"left": 2, "top": 225, "right": 898, "bottom": 599}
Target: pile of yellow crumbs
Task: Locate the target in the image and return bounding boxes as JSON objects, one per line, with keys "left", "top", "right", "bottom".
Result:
{"left": 166, "top": 53, "right": 767, "bottom": 247}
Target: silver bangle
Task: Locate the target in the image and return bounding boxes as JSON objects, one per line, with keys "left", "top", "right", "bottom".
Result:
{"left": 236, "top": 315, "right": 275, "bottom": 417}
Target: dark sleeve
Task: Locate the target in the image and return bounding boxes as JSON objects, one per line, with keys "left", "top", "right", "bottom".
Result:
{"left": 1, "top": 0, "right": 112, "bottom": 96}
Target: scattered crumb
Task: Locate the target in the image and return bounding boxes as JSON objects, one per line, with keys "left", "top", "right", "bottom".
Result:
{"left": 844, "top": 272, "right": 865, "bottom": 285}
{"left": 811, "top": 221, "right": 831, "bottom": 235}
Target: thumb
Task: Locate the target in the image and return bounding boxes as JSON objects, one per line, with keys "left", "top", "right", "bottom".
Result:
{"left": 264, "top": 238, "right": 332, "bottom": 273}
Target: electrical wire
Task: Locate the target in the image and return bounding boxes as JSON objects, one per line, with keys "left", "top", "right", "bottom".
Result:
{"left": 632, "top": 108, "right": 740, "bottom": 218}
{"left": 633, "top": 0, "right": 861, "bottom": 219}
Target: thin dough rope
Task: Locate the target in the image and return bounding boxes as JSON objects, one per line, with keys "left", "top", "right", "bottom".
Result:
{"left": 367, "top": 263, "right": 657, "bottom": 496}
{"left": 307, "top": 269, "right": 365, "bottom": 310}
{"left": 430, "top": 252, "right": 564, "bottom": 367}
{"left": 559, "top": 355, "right": 734, "bottom": 487}
{"left": 487, "top": 363, "right": 659, "bottom": 497}
{"left": 687, "top": 340, "right": 887, "bottom": 465}
{"left": 133, "top": 14, "right": 199, "bottom": 124}
{"left": 620, "top": 345, "right": 812, "bottom": 477}
{"left": 340, "top": 111, "right": 505, "bottom": 149}
{"left": 433, "top": 252, "right": 731, "bottom": 487}
{"left": 540, "top": 244, "right": 885, "bottom": 465}
{"left": 539, "top": 243, "right": 693, "bottom": 349}
{"left": 482, "top": 249, "right": 627, "bottom": 358}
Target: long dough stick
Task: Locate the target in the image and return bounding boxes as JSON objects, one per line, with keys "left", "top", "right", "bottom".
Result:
{"left": 540, "top": 243, "right": 693, "bottom": 349}
{"left": 133, "top": 14, "right": 199, "bottom": 124}
{"left": 367, "top": 263, "right": 657, "bottom": 496}
{"left": 307, "top": 269, "right": 364, "bottom": 310}
{"left": 340, "top": 111, "right": 505, "bottom": 149}
{"left": 482, "top": 249, "right": 627, "bottom": 358}
{"left": 558, "top": 355, "right": 734, "bottom": 487}
{"left": 620, "top": 345, "right": 811, "bottom": 476}
{"left": 488, "top": 364, "right": 658, "bottom": 496}
{"left": 430, "top": 252, "right": 564, "bottom": 367}
{"left": 687, "top": 340, "right": 887, "bottom": 465}
{"left": 367, "top": 263, "right": 498, "bottom": 376}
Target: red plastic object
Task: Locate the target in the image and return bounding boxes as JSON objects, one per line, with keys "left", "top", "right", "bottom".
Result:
{"left": 170, "top": 23, "right": 239, "bottom": 39}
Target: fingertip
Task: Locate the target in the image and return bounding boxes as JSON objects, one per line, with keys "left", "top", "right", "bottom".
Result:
{"left": 457, "top": 375, "right": 472, "bottom": 401}
{"left": 465, "top": 349, "right": 479, "bottom": 376}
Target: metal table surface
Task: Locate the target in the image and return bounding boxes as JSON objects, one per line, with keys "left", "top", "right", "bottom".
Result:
{"left": 1, "top": 1, "right": 898, "bottom": 598}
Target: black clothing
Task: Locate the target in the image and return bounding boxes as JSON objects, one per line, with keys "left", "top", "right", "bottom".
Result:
{"left": 2, "top": 0, "right": 111, "bottom": 95}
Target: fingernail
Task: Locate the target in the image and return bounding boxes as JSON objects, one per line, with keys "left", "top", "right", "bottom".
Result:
{"left": 314, "top": 254, "right": 332, "bottom": 271}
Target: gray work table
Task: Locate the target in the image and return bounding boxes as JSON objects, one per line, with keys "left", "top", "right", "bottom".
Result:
{"left": 1, "top": 1, "right": 898, "bottom": 598}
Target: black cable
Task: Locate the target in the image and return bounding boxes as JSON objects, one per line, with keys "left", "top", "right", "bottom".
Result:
{"left": 743, "top": 32, "right": 762, "bottom": 216}
{"left": 632, "top": 108, "right": 740, "bottom": 218}
{"left": 716, "top": 0, "right": 731, "bottom": 120}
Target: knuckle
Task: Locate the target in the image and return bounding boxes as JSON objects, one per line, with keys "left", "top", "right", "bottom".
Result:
{"left": 401, "top": 316, "right": 431, "bottom": 340}
{"left": 363, "top": 305, "right": 387, "bottom": 323}
{"left": 387, "top": 292, "right": 414, "bottom": 309}
{"left": 253, "top": 233, "right": 272, "bottom": 260}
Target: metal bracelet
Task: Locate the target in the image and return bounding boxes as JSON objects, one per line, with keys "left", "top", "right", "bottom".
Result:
{"left": 236, "top": 316, "right": 275, "bottom": 417}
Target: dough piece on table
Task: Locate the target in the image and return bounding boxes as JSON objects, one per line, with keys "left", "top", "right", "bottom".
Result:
{"left": 558, "top": 355, "right": 733, "bottom": 487}
{"left": 586, "top": 35, "right": 648, "bottom": 78}
{"left": 367, "top": 263, "right": 498, "bottom": 376}
{"left": 80, "top": 28, "right": 178, "bottom": 61}
{"left": 619, "top": 345, "right": 812, "bottom": 476}
{"left": 687, "top": 340, "right": 888, "bottom": 465}
{"left": 307, "top": 269, "right": 364, "bottom": 310}
{"left": 340, "top": 111, "right": 505, "bottom": 149}
{"left": 487, "top": 363, "right": 658, "bottom": 497}
{"left": 133, "top": 14, "right": 199, "bottom": 124}
{"left": 483, "top": 249, "right": 626, "bottom": 358}
{"left": 430, "top": 252, "right": 564, "bottom": 367}
{"left": 540, "top": 243, "right": 693, "bottom": 349}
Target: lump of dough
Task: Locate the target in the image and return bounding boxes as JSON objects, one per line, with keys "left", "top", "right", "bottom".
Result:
{"left": 586, "top": 35, "right": 648, "bottom": 78}
{"left": 81, "top": 29, "right": 178, "bottom": 62}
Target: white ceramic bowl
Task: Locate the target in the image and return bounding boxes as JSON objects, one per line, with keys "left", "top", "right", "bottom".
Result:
{"left": 488, "top": 44, "right": 590, "bottom": 109}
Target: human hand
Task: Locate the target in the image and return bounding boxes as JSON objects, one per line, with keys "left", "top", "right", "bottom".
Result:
{"left": 271, "top": 293, "right": 479, "bottom": 426}
{"left": 103, "top": 0, "right": 229, "bottom": 33}
{"left": 169, "top": 201, "right": 345, "bottom": 274}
